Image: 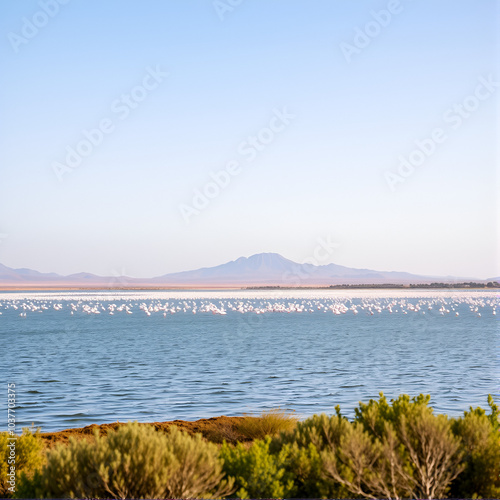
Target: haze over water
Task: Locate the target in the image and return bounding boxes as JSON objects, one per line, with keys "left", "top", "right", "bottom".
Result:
{"left": 1, "top": 289, "right": 498, "bottom": 433}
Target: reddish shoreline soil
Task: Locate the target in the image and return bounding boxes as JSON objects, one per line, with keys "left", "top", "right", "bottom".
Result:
{"left": 39, "top": 416, "right": 252, "bottom": 448}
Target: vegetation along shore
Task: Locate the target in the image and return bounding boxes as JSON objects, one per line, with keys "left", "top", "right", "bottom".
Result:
{"left": 1, "top": 393, "right": 499, "bottom": 499}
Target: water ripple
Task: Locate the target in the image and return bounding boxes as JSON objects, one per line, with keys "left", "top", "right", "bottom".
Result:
{"left": 0, "top": 290, "right": 498, "bottom": 432}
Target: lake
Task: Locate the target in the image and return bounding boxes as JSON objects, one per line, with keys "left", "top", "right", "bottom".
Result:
{"left": 1, "top": 289, "right": 498, "bottom": 432}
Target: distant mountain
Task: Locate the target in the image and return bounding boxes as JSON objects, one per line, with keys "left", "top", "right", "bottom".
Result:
{"left": 0, "top": 253, "right": 484, "bottom": 289}
{"left": 152, "top": 253, "right": 439, "bottom": 285}
{"left": 0, "top": 263, "right": 61, "bottom": 282}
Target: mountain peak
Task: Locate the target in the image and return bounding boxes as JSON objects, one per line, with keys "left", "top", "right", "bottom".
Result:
{"left": 246, "top": 252, "right": 291, "bottom": 262}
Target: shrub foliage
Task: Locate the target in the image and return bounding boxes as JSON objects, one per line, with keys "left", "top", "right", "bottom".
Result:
{"left": 10, "top": 395, "right": 500, "bottom": 499}
{"left": 17, "top": 423, "right": 233, "bottom": 499}
{"left": 0, "top": 428, "right": 44, "bottom": 498}
{"left": 221, "top": 437, "right": 294, "bottom": 499}
{"left": 449, "top": 395, "right": 500, "bottom": 498}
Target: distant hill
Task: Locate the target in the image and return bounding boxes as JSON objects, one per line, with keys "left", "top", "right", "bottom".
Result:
{"left": 0, "top": 253, "right": 485, "bottom": 288}
{"left": 151, "top": 253, "right": 442, "bottom": 285}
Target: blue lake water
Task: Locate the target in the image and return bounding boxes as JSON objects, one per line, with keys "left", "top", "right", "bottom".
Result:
{"left": 1, "top": 289, "right": 498, "bottom": 432}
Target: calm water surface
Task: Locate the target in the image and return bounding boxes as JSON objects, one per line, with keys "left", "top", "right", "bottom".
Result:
{"left": 1, "top": 289, "right": 498, "bottom": 432}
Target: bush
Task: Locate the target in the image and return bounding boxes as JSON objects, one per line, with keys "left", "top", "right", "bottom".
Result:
{"left": 236, "top": 409, "right": 298, "bottom": 440}
{"left": 275, "top": 408, "right": 348, "bottom": 450}
{"left": 349, "top": 393, "right": 463, "bottom": 499}
{"left": 275, "top": 394, "right": 464, "bottom": 499}
{"left": 161, "top": 425, "right": 234, "bottom": 498}
{"left": 271, "top": 410, "right": 350, "bottom": 498}
{"left": 10, "top": 395, "right": 500, "bottom": 499}
{"left": 321, "top": 420, "right": 399, "bottom": 499}
{"left": 354, "top": 392, "right": 432, "bottom": 440}
{"left": 0, "top": 427, "right": 44, "bottom": 498}
{"left": 279, "top": 439, "right": 347, "bottom": 498}
{"left": 398, "top": 406, "right": 464, "bottom": 499}
{"left": 220, "top": 437, "right": 294, "bottom": 499}
{"left": 449, "top": 395, "right": 500, "bottom": 498}
{"left": 17, "top": 422, "right": 233, "bottom": 499}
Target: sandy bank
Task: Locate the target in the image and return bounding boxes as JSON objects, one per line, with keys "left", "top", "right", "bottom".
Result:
{"left": 39, "top": 416, "right": 251, "bottom": 447}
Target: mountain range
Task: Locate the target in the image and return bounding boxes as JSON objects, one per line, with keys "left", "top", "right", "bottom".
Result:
{"left": 0, "top": 253, "right": 493, "bottom": 289}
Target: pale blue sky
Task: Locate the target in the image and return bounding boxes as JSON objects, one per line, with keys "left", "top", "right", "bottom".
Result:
{"left": 0, "top": 0, "right": 498, "bottom": 279}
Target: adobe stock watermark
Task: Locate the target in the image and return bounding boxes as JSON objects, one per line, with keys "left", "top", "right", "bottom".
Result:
{"left": 109, "top": 268, "right": 132, "bottom": 289}
{"left": 7, "top": 0, "right": 70, "bottom": 53}
{"left": 385, "top": 74, "right": 499, "bottom": 191}
{"left": 52, "top": 65, "right": 168, "bottom": 182}
{"left": 178, "top": 106, "right": 295, "bottom": 223}
{"left": 282, "top": 236, "right": 340, "bottom": 286}
{"left": 6, "top": 383, "right": 17, "bottom": 495}
{"left": 213, "top": 0, "right": 244, "bottom": 21}
{"left": 340, "top": 0, "right": 411, "bottom": 63}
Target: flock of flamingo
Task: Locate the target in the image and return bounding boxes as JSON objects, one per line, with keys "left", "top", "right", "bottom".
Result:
{"left": 0, "top": 292, "right": 497, "bottom": 318}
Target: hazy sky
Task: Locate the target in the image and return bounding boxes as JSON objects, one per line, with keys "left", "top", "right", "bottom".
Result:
{"left": 0, "top": 0, "right": 498, "bottom": 279}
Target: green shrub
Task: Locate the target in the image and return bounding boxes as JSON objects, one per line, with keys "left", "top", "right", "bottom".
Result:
{"left": 275, "top": 408, "right": 348, "bottom": 451}
{"left": 221, "top": 437, "right": 294, "bottom": 499}
{"left": 271, "top": 410, "right": 350, "bottom": 498}
{"left": 0, "top": 428, "right": 44, "bottom": 498}
{"left": 161, "top": 425, "right": 234, "bottom": 498}
{"left": 398, "top": 405, "right": 464, "bottom": 499}
{"left": 346, "top": 393, "right": 463, "bottom": 498}
{"left": 450, "top": 395, "right": 500, "bottom": 498}
{"left": 17, "top": 422, "right": 233, "bottom": 499}
{"left": 354, "top": 392, "right": 432, "bottom": 440}
{"left": 321, "top": 420, "right": 399, "bottom": 499}
{"left": 281, "top": 440, "right": 346, "bottom": 498}
{"left": 274, "top": 395, "right": 464, "bottom": 499}
{"left": 236, "top": 409, "right": 298, "bottom": 440}
{"left": 10, "top": 395, "right": 500, "bottom": 499}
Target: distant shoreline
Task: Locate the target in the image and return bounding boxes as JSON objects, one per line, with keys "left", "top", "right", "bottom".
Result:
{"left": 246, "top": 282, "right": 500, "bottom": 290}
{"left": 0, "top": 283, "right": 498, "bottom": 292}
{"left": 0, "top": 285, "right": 244, "bottom": 291}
